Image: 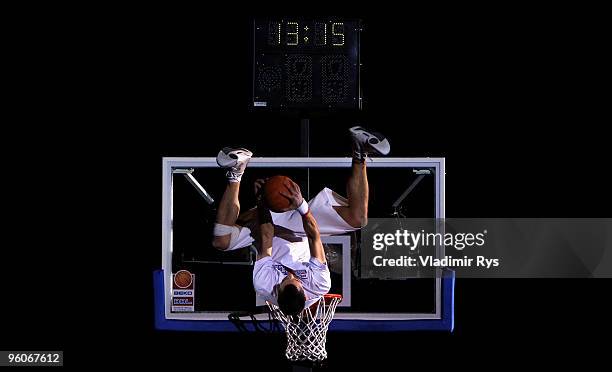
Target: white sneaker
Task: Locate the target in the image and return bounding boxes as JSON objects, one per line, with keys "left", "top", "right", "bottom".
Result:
{"left": 349, "top": 126, "right": 391, "bottom": 158}
{"left": 216, "top": 147, "right": 253, "bottom": 182}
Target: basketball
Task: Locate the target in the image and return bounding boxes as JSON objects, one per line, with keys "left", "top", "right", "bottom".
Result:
{"left": 174, "top": 270, "right": 193, "bottom": 288}
{"left": 263, "top": 175, "right": 294, "bottom": 212}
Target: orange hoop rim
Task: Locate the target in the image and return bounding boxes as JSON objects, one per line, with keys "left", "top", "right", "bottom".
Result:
{"left": 323, "top": 294, "right": 342, "bottom": 300}
{"left": 308, "top": 294, "right": 342, "bottom": 311}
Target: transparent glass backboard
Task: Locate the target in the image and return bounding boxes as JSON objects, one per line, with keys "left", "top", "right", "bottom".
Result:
{"left": 156, "top": 157, "right": 453, "bottom": 331}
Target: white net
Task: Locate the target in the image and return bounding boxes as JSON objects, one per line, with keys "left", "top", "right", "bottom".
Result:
{"left": 267, "top": 294, "right": 342, "bottom": 362}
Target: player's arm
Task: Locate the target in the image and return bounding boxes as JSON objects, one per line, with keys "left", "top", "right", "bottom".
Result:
{"left": 280, "top": 180, "right": 326, "bottom": 264}
{"left": 255, "top": 194, "right": 273, "bottom": 261}
{"left": 301, "top": 211, "right": 326, "bottom": 264}
{"left": 257, "top": 222, "right": 273, "bottom": 261}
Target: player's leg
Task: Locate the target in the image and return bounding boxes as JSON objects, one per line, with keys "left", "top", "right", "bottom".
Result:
{"left": 334, "top": 126, "right": 390, "bottom": 228}
{"left": 336, "top": 160, "right": 369, "bottom": 228}
{"left": 212, "top": 147, "right": 252, "bottom": 250}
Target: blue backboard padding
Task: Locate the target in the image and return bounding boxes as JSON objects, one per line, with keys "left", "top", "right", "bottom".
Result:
{"left": 154, "top": 269, "right": 454, "bottom": 332}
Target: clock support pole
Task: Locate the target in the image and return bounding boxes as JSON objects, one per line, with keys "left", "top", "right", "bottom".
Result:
{"left": 300, "top": 117, "right": 310, "bottom": 200}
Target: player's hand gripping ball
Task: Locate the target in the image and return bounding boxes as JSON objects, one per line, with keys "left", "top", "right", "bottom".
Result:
{"left": 263, "top": 175, "right": 304, "bottom": 212}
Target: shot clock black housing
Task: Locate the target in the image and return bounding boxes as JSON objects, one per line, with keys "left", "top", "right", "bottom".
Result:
{"left": 252, "top": 18, "right": 362, "bottom": 111}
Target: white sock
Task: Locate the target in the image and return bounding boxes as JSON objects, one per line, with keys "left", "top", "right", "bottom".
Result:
{"left": 226, "top": 170, "right": 243, "bottom": 183}
{"left": 352, "top": 149, "right": 366, "bottom": 163}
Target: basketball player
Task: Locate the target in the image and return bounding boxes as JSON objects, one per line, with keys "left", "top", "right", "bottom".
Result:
{"left": 212, "top": 126, "right": 390, "bottom": 315}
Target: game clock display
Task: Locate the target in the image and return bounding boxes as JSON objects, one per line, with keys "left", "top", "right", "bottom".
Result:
{"left": 252, "top": 18, "right": 361, "bottom": 110}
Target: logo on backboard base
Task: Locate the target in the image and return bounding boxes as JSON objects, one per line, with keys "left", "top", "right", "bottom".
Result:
{"left": 171, "top": 270, "right": 195, "bottom": 312}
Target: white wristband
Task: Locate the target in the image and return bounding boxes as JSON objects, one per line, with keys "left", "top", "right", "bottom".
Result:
{"left": 297, "top": 199, "right": 309, "bottom": 215}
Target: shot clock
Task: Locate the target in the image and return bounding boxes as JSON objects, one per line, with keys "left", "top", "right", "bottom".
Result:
{"left": 252, "top": 18, "right": 361, "bottom": 110}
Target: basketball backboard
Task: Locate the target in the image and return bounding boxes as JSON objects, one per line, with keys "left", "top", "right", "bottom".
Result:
{"left": 155, "top": 157, "right": 454, "bottom": 331}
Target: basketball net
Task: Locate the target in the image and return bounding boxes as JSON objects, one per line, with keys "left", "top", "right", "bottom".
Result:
{"left": 267, "top": 294, "right": 342, "bottom": 362}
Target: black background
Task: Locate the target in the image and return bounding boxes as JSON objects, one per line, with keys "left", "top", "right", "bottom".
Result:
{"left": 2, "top": 2, "right": 610, "bottom": 369}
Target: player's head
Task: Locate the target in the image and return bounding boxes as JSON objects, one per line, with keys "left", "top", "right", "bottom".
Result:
{"left": 277, "top": 274, "right": 306, "bottom": 316}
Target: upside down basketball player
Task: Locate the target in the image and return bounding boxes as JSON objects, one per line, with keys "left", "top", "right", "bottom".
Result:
{"left": 212, "top": 127, "right": 390, "bottom": 315}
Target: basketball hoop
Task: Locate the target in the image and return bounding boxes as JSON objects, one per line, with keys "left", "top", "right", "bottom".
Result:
{"left": 267, "top": 294, "right": 342, "bottom": 362}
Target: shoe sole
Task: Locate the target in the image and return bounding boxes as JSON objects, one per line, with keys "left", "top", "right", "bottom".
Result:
{"left": 349, "top": 127, "right": 390, "bottom": 155}
{"left": 217, "top": 147, "right": 252, "bottom": 168}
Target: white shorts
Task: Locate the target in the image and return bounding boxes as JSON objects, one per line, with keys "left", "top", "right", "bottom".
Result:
{"left": 226, "top": 187, "right": 358, "bottom": 251}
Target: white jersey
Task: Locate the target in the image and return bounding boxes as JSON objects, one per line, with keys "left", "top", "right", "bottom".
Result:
{"left": 253, "top": 237, "right": 331, "bottom": 308}
{"left": 229, "top": 188, "right": 359, "bottom": 251}
{"left": 224, "top": 188, "right": 358, "bottom": 307}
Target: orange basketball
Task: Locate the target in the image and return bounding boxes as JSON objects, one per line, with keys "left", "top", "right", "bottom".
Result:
{"left": 174, "top": 270, "right": 192, "bottom": 288}
{"left": 263, "top": 175, "right": 293, "bottom": 212}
